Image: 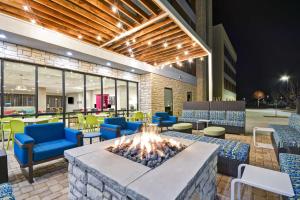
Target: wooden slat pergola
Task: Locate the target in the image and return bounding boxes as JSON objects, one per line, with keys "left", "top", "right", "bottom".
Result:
{"left": 0, "top": 0, "right": 209, "bottom": 66}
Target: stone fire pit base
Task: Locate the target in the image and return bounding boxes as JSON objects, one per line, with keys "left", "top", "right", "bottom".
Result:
{"left": 65, "top": 135, "right": 219, "bottom": 200}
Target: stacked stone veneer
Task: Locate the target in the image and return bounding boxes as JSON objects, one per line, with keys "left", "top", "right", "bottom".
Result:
{"left": 0, "top": 41, "right": 197, "bottom": 115}
{"left": 140, "top": 73, "right": 197, "bottom": 116}
{"left": 67, "top": 153, "right": 217, "bottom": 200}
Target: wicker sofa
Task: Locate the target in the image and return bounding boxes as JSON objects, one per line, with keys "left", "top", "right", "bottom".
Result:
{"left": 178, "top": 101, "right": 246, "bottom": 134}
{"left": 279, "top": 153, "right": 300, "bottom": 200}
{"left": 270, "top": 113, "right": 300, "bottom": 159}
{"left": 162, "top": 131, "right": 250, "bottom": 177}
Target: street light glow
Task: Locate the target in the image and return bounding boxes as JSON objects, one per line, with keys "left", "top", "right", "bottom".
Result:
{"left": 280, "top": 75, "right": 290, "bottom": 82}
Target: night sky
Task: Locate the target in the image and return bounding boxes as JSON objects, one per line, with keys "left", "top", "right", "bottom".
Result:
{"left": 213, "top": 0, "right": 300, "bottom": 100}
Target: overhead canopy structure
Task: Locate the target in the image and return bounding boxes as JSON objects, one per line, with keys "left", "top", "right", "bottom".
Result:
{"left": 0, "top": 0, "right": 209, "bottom": 66}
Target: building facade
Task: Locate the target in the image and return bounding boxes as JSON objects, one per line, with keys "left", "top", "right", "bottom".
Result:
{"left": 212, "top": 24, "right": 237, "bottom": 101}
{"left": 0, "top": 0, "right": 212, "bottom": 120}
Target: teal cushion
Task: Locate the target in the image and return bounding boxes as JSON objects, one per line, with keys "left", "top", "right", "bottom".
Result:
{"left": 194, "top": 110, "right": 209, "bottom": 119}
{"left": 226, "top": 111, "right": 245, "bottom": 121}
{"left": 182, "top": 110, "right": 194, "bottom": 118}
{"left": 210, "top": 111, "right": 226, "bottom": 120}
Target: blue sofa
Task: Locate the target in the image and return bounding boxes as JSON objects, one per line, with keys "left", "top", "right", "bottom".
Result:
{"left": 269, "top": 114, "right": 300, "bottom": 158}
{"left": 279, "top": 153, "right": 300, "bottom": 199}
{"left": 0, "top": 183, "right": 15, "bottom": 200}
{"left": 14, "top": 123, "right": 82, "bottom": 183}
{"left": 162, "top": 131, "right": 250, "bottom": 177}
{"left": 100, "top": 117, "right": 142, "bottom": 140}
{"left": 152, "top": 112, "right": 177, "bottom": 129}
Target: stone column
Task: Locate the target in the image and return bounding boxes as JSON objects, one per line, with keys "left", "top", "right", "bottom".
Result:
{"left": 195, "top": 0, "right": 213, "bottom": 101}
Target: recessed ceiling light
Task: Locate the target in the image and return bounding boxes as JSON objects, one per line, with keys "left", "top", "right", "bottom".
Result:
{"left": 78, "top": 35, "right": 83, "bottom": 39}
{"left": 30, "top": 19, "right": 36, "bottom": 24}
{"left": 117, "top": 22, "right": 122, "bottom": 28}
{"left": 112, "top": 6, "right": 118, "bottom": 13}
{"left": 154, "top": 62, "right": 157, "bottom": 66}
{"left": 188, "top": 58, "right": 193, "bottom": 63}
{"left": 0, "top": 34, "right": 6, "bottom": 39}
{"left": 126, "top": 41, "right": 130, "bottom": 46}
{"left": 96, "top": 35, "right": 102, "bottom": 41}
{"left": 184, "top": 51, "right": 189, "bottom": 55}
{"left": 128, "top": 48, "right": 132, "bottom": 53}
{"left": 66, "top": 51, "right": 72, "bottom": 56}
{"left": 147, "top": 41, "right": 152, "bottom": 46}
{"left": 23, "top": 5, "right": 29, "bottom": 11}
{"left": 177, "top": 44, "right": 182, "bottom": 49}
{"left": 132, "top": 38, "right": 136, "bottom": 43}
{"left": 169, "top": 64, "right": 172, "bottom": 68}
{"left": 200, "top": 57, "right": 204, "bottom": 61}
{"left": 131, "top": 69, "right": 135, "bottom": 72}
{"left": 176, "top": 56, "right": 179, "bottom": 60}
{"left": 192, "top": 42, "right": 196, "bottom": 47}
{"left": 130, "top": 54, "right": 134, "bottom": 58}
{"left": 106, "top": 62, "right": 111, "bottom": 66}
{"left": 163, "top": 42, "right": 168, "bottom": 48}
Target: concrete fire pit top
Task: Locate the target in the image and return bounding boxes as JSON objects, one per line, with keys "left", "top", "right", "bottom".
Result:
{"left": 65, "top": 134, "right": 219, "bottom": 200}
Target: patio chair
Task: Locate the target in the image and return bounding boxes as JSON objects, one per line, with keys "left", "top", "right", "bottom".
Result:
{"left": 85, "top": 115, "right": 99, "bottom": 132}
{"left": 76, "top": 113, "right": 86, "bottom": 130}
{"left": 14, "top": 122, "right": 82, "bottom": 183}
{"left": 0, "top": 117, "right": 12, "bottom": 141}
{"left": 7, "top": 119, "right": 24, "bottom": 150}
{"left": 48, "top": 117, "right": 59, "bottom": 123}
{"left": 152, "top": 112, "right": 177, "bottom": 130}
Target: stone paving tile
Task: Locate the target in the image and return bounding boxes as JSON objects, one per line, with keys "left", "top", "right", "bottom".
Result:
{"left": 5, "top": 132, "right": 281, "bottom": 200}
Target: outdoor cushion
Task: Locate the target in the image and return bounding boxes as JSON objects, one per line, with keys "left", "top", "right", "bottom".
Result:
{"left": 25, "top": 123, "right": 65, "bottom": 144}
{"left": 33, "top": 139, "right": 77, "bottom": 161}
{"left": 182, "top": 110, "right": 194, "bottom": 118}
{"left": 162, "top": 131, "right": 249, "bottom": 162}
{"left": 104, "top": 117, "right": 127, "bottom": 129}
{"left": 210, "top": 111, "right": 226, "bottom": 120}
{"left": 204, "top": 127, "right": 225, "bottom": 136}
{"left": 270, "top": 123, "right": 300, "bottom": 148}
{"left": 279, "top": 153, "right": 300, "bottom": 199}
{"left": 226, "top": 111, "right": 245, "bottom": 121}
{"left": 0, "top": 183, "right": 15, "bottom": 200}
{"left": 178, "top": 117, "right": 198, "bottom": 123}
{"left": 173, "top": 123, "right": 193, "bottom": 130}
{"left": 226, "top": 121, "right": 245, "bottom": 127}
{"left": 154, "top": 112, "right": 170, "bottom": 120}
{"left": 194, "top": 110, "right": 209, "bottom": 119}
{"left": 289, "top": 114, "right": 300, "bottom": 133}
{"left": 211, "top": 120, "right": 228, "bottom": 126}
{"left": 120, "top": 129, "right": 135, "bottom": 136}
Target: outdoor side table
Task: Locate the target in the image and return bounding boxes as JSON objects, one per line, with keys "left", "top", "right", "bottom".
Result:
{"left": 230, "top": 164, "right": 294, "bottom": 200}
{"left": 253, "top": 127, "right": 274, "bottom": 149}
{"left": 0, "top": 149, "right": 8, "bottom": 184}
{"left": 83, "top": 132, "right": 102, "bottom": 144}
{"left": 196, "top": 119, "right": 210, "bottom": 130}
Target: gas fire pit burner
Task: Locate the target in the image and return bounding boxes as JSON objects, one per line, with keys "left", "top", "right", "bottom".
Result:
{"left": 107, "top": 133, "right": 186, "bottom": 168}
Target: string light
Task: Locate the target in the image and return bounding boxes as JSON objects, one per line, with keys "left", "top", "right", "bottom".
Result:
{"left": 126, "top": 41, "right": 130, "bottom": 46}
{"left": 112, "top": 6, "right": 118, "bottom": 13}
{"left": 23, "top": 5, "right": 29, "bottom": 11}
{"left": 163, "top": 42, "right": 168, "bottom": 48}
{"left": 96, "top": 36, "right": 102, "bottom": 41}
{"left": 177, "top": 44, "right": 182, "bottom": 49}
{"left": 184, "top": 51, "right": 189, "bottom": 55}
{"left": 30, "top": 19, "right": 36, "bottom": 24}
{"left": 117, "top": 22, "right": 122, "bottom": 28}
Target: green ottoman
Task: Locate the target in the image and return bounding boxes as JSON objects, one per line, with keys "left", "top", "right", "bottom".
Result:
{"left": 172, "top": 123, "right": 193, "bottom": 134}
{"left": 204, "top": 126, "right": 225, "bottom": 139}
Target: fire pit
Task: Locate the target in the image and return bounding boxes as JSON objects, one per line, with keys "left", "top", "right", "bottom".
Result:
{"left": 65, "top": 133, "right": 219, "bottom": 200}
{"left": 106, "top": 133, "right": 186, "bottom": 168}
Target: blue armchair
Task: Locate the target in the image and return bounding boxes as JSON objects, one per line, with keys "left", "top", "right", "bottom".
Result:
{"left": 14, "top": 123, "right": 82, "bottom": 183}
{"left": 152, "top": 112, "right": 177, "bottom": 129}
{"left": 100, "top": 117, "right": 142, "bottom": 140}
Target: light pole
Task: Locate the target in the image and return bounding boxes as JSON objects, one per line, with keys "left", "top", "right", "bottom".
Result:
{"left": 280, "top": 75, "right": 290, "bottom": 90}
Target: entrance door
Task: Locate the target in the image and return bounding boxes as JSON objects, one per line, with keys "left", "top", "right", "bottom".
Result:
{"left": 164, "top": 88, "right": 173, "bottom": 115}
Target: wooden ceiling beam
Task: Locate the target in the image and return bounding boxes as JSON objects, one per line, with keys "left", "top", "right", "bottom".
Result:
{"left": 139, "top": 0, "right": 160, "bottom": 16}
{"left": 81, "top": 0, "right": 134, "bottom": 28}
{"left": 49, "top": 0, "right": 120, "bottom": 36}
{"left": 135, "top": 38, "right": 191, "bottom": 58}
{"left": 117, "top": 28, "right": 183, "bottom": 54}
{"left": 32, "top": 0, "right": 115, "bottom": 39}
{"left": 134, "top": 35, "right": 189, "bottom": 55}
{"left": 108, "top": 18, "right": 173, "bottom": 50}
{"left": 25, "top": 1, "right": 111, "bottom": 41}
{"left": 120, "top": 0, "right": 150, "bottom": 20}
{"left": 103, "top": 0, "right": 142, "bottom": 24}
{"left": 153, "top": 51, "right": 207, "bottom": 65}
{"left": 0, "top": 4, "right": 99, "bottom": 46}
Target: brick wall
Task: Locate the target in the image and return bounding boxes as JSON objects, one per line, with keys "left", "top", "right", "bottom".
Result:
{"left": 140, "top": 73, "right": 196, "bottom": 116}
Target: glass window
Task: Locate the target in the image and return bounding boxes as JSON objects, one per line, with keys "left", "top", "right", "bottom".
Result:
{"left": 86, "top": 75, "right": 101, "bottom": 112}
{"left": 128, "top": 82, "right": 138, "bottom": 111}
{"left": 164, "top": 88, "right": 173, "bottom": 115}
{"left": 117, "top": 80, "right": 127, "bottom": 112}
{"left": 38, "top": 67, "right": 63, "bottom": 115}
{"left": 102, "top": 77, "right": 115, "bottom": 112}
{"left": 65, "top": 72, "right": 84, "bottom": 113}
{"left": 4, "top": 62, "right": 36, "bottom": 116}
